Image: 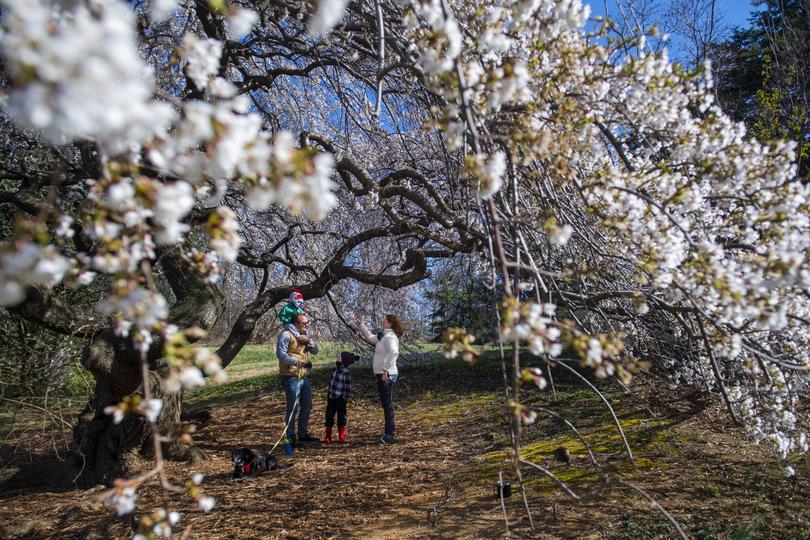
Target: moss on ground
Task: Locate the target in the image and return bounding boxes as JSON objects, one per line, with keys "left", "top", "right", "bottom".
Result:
{"left": 410, "top": 393, "right": 502, "bottom": 427}
{"left": 486, "top": 417, "right": 671, "bottom": 464}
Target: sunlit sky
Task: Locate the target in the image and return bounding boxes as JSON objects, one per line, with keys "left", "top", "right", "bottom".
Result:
{"left": 586, "top": 0, "right": 758, "bottom": 30}
{"left": 584, "top": 0, "right": 758, "bottom": 62}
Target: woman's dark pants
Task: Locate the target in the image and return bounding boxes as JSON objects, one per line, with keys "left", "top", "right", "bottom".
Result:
{"left": 376, "top": 374, "right": 396, "bottom": 439}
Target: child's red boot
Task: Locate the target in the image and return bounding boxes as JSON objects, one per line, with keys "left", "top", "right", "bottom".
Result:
{"left": 322, "top": 426, "right": 332, "bottom": 445}
{"left": 338, "top": 426, "right": 347, "bottom": 444}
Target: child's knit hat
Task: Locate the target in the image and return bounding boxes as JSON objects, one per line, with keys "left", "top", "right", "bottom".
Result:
{"left": 290, "top": 288, "right": 304, "bottom": 303}
{"left": 338, "top": 351, "right": 359, "bottom": 368}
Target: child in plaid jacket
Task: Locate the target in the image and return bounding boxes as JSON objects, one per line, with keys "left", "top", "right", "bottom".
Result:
{"left": 322, "top": 352, "right": 359, "bottom": 444}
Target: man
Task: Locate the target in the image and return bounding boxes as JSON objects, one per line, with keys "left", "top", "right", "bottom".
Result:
{"left": 276, "top": 312, "right": 319, "bottom": 446}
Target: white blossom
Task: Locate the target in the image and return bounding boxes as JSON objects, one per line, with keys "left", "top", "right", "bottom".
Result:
{"left": 300, "top": 153, "right": 338, "bottom": 220}
{"left": 587, "top": 339, "right": 602, "bottom": 363}
{"left": 179, "top": 366, "right": 205, "bottom": 389}
{"left": 549, "top": 225, "right": 573, "bottom": 246}
{"left": 182, "top": 34, "right": 222, "bottom": 90}
{"left": 410, "top": 1, "right": 463, "bottom": 76}
{"left": 56, "top": 215, "right": 75, "bottom": 238}
{"left": 227, "top": 7, "right": 258, "bottom": 39}
{"left": 153, "top": 181, "right": 195, "bottom": 245}
{"left": 198, "top": 496, "right": 215, "bottom": 513}
{"left": 108, "top": 487, "right": 137, "bottom": 515}
{"left": 98, "top": 286, "right": 169, "bottom": 333}
{"left": 104, "top": 404, "right": 126, "bottom": 425}
{"left": 143, "top": 398, "right": 163, "bottom": 423}
{"left": 0, "top": 243, "right": 70, "bottom": 307}
{"left": 475, "top": 151, "right": 506, "bottom": 200}
{"left": 307, "top": 0, "right": 349, "bottom": 37}
{"left": 151, "top": 0, "right": 178, "bottom": 22}
{"left": 0, "top": 0, "right": 174, "bottom": 154}
{"left": 208, "top": 207, "right": 241, "bottom": 262}
{"left": 77, "top": 271, "right": 97, "bottom": 286}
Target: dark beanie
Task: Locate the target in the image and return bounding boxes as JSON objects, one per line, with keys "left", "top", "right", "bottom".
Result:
{"left": 339, "top": 351, "right": 359, "bottom": 367}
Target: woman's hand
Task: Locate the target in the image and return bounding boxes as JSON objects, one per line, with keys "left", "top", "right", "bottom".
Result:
{"left": 382, "top": 370, "right": 389, "bottom": 381}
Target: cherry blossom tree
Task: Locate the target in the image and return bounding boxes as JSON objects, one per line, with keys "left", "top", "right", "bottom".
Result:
{"left": 1, "top": 0, "right": 808, "bottom": 536}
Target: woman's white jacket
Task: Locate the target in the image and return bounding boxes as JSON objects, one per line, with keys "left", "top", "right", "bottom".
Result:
{"left": 359, "top": 324, "right": 399, "bottom": 375}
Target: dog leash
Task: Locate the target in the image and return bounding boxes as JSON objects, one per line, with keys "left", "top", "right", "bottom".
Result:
{"left": 269, "top": 376, "right": 305, "bottom": 455}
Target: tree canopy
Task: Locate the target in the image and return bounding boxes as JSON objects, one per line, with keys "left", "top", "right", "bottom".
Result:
{"left": 0, "top": 0, "right": 808, "bottom": 533}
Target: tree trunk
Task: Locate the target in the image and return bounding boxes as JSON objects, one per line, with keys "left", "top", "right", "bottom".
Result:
{"left": 69, "top": 249, "right": 224, "bottom": 486}
{"left": 70, "top": 354, "right": 182, "bottom": 486}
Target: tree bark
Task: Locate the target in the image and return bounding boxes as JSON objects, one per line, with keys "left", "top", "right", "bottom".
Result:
{"left": 70, "top": 248, "right": 224, "bottom": 486}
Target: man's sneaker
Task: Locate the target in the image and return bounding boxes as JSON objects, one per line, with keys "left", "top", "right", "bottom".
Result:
{"left": 298, "top": 433, "right": 319, "bottom": 443}
{"left": 378, "top": 435, "right": 395, "bottom": 444}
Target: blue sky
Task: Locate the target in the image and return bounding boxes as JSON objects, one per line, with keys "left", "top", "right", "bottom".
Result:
{"left": 716, "top": 0, "right": 758, "bottom": 29}
{"left": 586, "top": 0, "right": 757, "bottom": 30}
{"left": 584, "top": 0, "right": 758, "bottom": 63}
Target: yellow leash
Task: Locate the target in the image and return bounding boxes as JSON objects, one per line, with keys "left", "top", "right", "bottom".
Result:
{"left": 269, "top": 375, "right": 305, "bottom": 455}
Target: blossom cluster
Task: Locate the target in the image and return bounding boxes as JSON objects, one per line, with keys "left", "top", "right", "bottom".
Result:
{"left": 0, "top": 0, "right": 174, "bottom": 154}
{"left": 0, "top": 0, "right": 340, "bottom": 331}
{"left": 441, "top": 327, "right": 479, "bottom": 363}
{"left": 105, "top": 471, "right": 216, "bottom": 533}
{"left": 465, "top": 151, "right": 506, "bottom": 200}
{"left": 308, "top": 0, "right": 351, "bottom": 36}
{"left": 0, "top": 242, "right": 70, "bottom": 307}
{"left": 132, "top": 508, "right": 181, "bottom": 539}
{"left": 162, "top": 326, "right": 226, "bottom": 393}
{"left": 103, "top": 394, "right": 164, "bottom": 425}
{"left": 498, "top": 296, "right": 638, "bottom": 381}
{"left": 0, "top": 0, "right": 341, "bottom": 527}
{"left": 385, "top": 0, "right": 810, "bottom": 458}
{"left": 499, "top": 297, "right": 563, "bottom": 358}
{"left": 729, "top": 366, "right": 809, "bottom": 459}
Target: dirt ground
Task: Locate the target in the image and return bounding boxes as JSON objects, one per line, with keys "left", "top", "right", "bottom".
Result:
{"left": 1, "top": 357, "right": 808, "bottom": 539}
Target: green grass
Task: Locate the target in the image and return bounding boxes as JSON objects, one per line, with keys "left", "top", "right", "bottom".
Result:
{"left": 411, "top": 392, "right": 502, "bottom": 427}
{"left": 216, "top": 340, "right": 443, "bottom": 382}
{"left": 183, "top": 342, "right": 495, "bottom": 410}
{"left": 182, "top": 373, "right": 272, "bottom": 408}
{"left": 0, "top": 397, "right": 79, "bottom": 437}
{"left": 202, "top": 341, "right": 355, "bottom": 387}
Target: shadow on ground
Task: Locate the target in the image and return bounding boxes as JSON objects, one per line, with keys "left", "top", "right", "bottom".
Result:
{"left": 0, "top": 353, "right": 808, "bottom": 539}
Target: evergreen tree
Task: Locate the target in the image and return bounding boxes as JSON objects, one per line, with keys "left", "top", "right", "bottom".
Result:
{"left": 424, "top": 260, "right": 498, "bottom": 343}
{"left": 713, "top": 0, "right": 809, "bottom": 176}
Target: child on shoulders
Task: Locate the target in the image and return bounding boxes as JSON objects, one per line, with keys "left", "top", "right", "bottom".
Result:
{"left": 279, "top": 289, "right": 308, "bottom": 343}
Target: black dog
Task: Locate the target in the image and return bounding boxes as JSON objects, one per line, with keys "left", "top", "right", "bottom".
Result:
{"left": 230, "top": 447, "right": 288, "bottom": 480}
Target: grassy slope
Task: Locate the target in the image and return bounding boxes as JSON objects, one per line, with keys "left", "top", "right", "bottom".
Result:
{"left": 184, "top": 340, "right": 439, "bottom": 406}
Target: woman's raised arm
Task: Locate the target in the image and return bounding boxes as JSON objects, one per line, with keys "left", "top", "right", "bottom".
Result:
{"left": 355, "top": 313, "right": 378, "bottom": 345}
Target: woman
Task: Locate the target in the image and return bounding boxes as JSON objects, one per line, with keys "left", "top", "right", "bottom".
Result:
{"left": 356, "top": 313, "right": 404, "bottom": 444}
